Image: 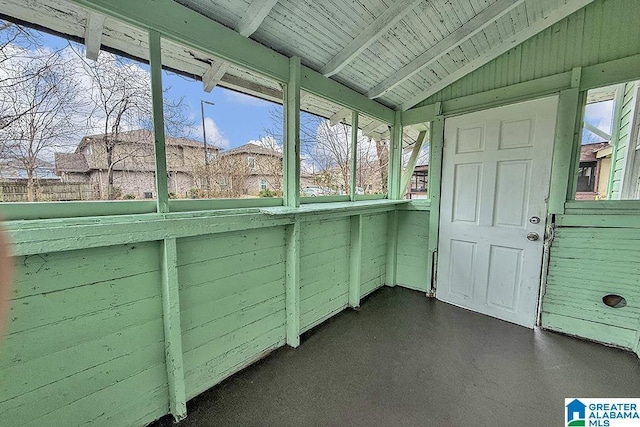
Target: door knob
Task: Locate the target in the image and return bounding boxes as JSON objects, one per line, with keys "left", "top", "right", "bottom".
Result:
{"left": 526, "top": 232, "right": 540, "bottom": 241}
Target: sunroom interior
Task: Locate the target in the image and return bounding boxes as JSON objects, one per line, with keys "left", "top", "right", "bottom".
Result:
{"left": 1, "top": 0, "right": 640, "bottom": 425}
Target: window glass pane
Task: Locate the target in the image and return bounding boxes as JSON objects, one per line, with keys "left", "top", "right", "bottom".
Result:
{"left": 401, "top": 124, "right": 430, "bottom": 199}
{"left": 0, "top": 18, "right": 156, "bottom": 201}
{"left": 575, "top": 82, "right": 640, "bottom": 200}
{"left": 299, "top": 92, "right": 352, "bottom": 198}
{"left": 357, "top": 114, "right": 390, "bottom": 196}
{"left": 160, "top": 38, "right": 283, "bottom": 200}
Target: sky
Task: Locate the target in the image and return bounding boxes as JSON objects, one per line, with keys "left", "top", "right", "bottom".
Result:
{"left": 37, "top": 30, "right": 280, "bottom": 152}
{"left": 162, "top": 71, "right": 281, "bottom": 150}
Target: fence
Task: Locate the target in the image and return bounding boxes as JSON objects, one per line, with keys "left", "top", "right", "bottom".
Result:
{"left": 0, "top": 180, "right": 99, "bottom": 202}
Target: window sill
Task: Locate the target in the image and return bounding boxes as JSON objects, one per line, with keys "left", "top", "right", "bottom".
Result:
{"left": 260, "top": 199, "right": 409, "bottom": 216}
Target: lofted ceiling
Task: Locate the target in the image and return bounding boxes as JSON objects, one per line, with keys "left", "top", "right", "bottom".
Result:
{"left": 0, "top": 0, "right": 593, "bottom": 142}
{"left": 175, "top": 0, "right": 594, "bottom": 110}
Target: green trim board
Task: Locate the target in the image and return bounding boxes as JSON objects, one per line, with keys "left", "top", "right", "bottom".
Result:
{"left": 548, "top": 87, "right": 580, "bottom": 214}
{"left": 0, "top": 200, "right": 157, "bottom": 221}
{"left": 285, "top": 222, "right": 301, "bottom": 347}
{"left": 426, "top": 116, "right": 444, "bottom": 295}
{"left": 161, "top": 238, "right": 187, "bottom": 420}
{"left": 348, "top": 215, "right": 363, "bottom": 307}
{"left": 168, "top": 198, "right": 283, "bottom": 212}
{"left": 149, "top": 30, "right": 169, "bottom": 214}
{"left": 284, "top": 57, "right": 301, "bottom": 208}
{"left": 259, "top": 199, "right": 408, "bottom": 216}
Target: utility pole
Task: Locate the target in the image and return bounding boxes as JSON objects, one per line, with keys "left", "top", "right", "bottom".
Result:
{"left": 200, "top": 99, "right": 215, "bottom": 197}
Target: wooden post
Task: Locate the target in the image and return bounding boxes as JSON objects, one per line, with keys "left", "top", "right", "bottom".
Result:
{"left": 348, "top": 214, "right": 362, "bottom": 307}
{"left": 350, "top": 110, "right": 358, "bottom": 201}
{"left": 426, "top": 115, "right": 444, "bottom": 296}
{"left": 161, "top": 238, "right": 187, "bottom": 421}
{"left": 387, "top": 110, "right": 403, "bottom": 200}
{"left": 385, "top": 209, "right": 398, "bottom": 287}
{"left": 285, "top": 221, "right": 300, "bottom": 347}
{"left": 149, "top": 30, "right": 170, "bottom": 214}
{"left": 284, "top": 57, "right": 301, "bottom": 208}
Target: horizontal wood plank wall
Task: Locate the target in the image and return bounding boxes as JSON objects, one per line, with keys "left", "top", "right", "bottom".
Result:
{"left": 395, "top": 211, "right": 430, "bottom": 292}
{"left": 541, "top": 215, "right": 640, "bottom": 349}
{"left": 176, "top": 227, "right": 287, "bottom": 400}
{"left": 0, "top": 205, "right": 398, "bottom": 426}
{"left": 299, "top": 218, "right": 351, "bottom": 332}
{"left": 0, "top": 242, "right": 169, "bottom": 427}
{"left": 360, "top": 213, "right": 388, "bottom": 298}
{"left": 419, "top": 0, "right": 640, "bottom": 106}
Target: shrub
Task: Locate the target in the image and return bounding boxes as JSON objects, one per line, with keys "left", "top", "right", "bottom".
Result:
{"left": 258, "top": 188, "right": 277, "bottom": 198}
{"left": 122, "top": 193, "right": 136, "bottom": 200}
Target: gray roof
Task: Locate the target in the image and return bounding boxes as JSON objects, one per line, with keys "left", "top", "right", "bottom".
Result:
{"left": 221, "top": 142, "right": 283, "bottom": 158}
{"left": 79, "top": 129, "right": 221, "bottom": 152}
{"left": 54, "top": 153, "right": 89, "bottom": 173}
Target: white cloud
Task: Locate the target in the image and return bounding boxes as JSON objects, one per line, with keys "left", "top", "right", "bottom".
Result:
{"left": 197, "top": 117, "right": 230, "bottom": 148}
{"left": 247, "top": 135, "right": 282, "bottom": 152}
{"left": 584, "top": 100, "right": 614, "bottom": 133}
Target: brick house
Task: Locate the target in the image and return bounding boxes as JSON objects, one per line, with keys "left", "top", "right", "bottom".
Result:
{"left": 55, "top": 129, "right": 220, "bottom": 199}
{"left": 212, "top": 142, "right": 283, "bottom": 196}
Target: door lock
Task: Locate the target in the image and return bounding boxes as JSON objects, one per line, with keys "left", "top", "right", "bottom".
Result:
{"left": 529, "top": 216, "right": 540, "bottom": 224}
{"left": 526, "top": 232, "right": 540, "bottom": 241}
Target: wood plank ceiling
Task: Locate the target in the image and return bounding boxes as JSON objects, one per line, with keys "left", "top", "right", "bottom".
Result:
{"left": 176, "top": 0, "right": 594, "bottom": 110}
{"left": 1, "top": 0, "right": 595, "bottom": 139}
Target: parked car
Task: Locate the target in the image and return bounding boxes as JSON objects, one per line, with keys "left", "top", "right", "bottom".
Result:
{"left": 302, "top": 186, "right": 324, "bottom": 196}
{"left": 355, "top": 186, "right": 365, "bottom": 195}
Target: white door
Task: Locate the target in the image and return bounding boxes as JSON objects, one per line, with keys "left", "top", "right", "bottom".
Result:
{"left": 437, "top": 96, "right": 558, "bottom": 328}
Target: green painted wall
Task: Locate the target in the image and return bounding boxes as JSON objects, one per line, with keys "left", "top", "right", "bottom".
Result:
{"left": 610, "top": 82, "right": 639, "bottom": 199}
{"left": 419, "top": 0, "right": 640, "bottom": 106}
{"left": 177, "top": 227, "right": 287, "bottom": 399}
{"left": 0, "top": 205, "right": 395, "bottom": 426}
{"left": 541, "top": 216, "right": 640, "bottom": 350}
{"left": 360, "top": 213, "right": 389, "bottom": 297}
{"left": 396, "top": 211, "right": 430, "bottom": 292}
{"left": 0, "top": 242, "right": 169, "bottom": 426}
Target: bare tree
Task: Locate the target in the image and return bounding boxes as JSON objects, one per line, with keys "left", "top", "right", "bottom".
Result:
{"left": 71, "top": 46, "right": 192, "bottom": 199}
{"left": 0, "top": 20, "right": 47, "bottom": 132}
{"left": 0, "top": 46, "right": 82, "bottom": 201}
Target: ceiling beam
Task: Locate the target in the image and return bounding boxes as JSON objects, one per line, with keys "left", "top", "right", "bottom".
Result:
{"left": 367, "top": 0, "right": 525, "bottom": 99}
{"left": 203, "top": 0, "right": 279, "bottom": 92}
{"left": 236, "top": 0, "right": 279, "bottom": 37}
{"left": 329, "top": 107, "right": 351, "bottom": 126}
{"left": 202, "top": 61, "right": 228, "bottom": 92}
{"left": 84, "top": 11, "right": 105, "bottom": 60}
{"left": 319, "top": 0, "right": 422, "bottom": 77}
{"left": 402, "top": 0, "right": 597, "bottom": 110}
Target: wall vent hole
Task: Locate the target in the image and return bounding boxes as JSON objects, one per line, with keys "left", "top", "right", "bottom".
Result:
{"left": 602, "top": 294, "right": 627, "bottom": 308}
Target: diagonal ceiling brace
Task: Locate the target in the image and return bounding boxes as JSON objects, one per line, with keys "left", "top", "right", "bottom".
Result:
{"left": 401, "top": 0, "right": 597, "bottom": 110}
{"left": 84, "top": 11, "right": 105, "bottom": 60}
{"left": 202, "top": 0, "right": 279, "bottom": 92}
{"left": 319, "top": 0, "right": 422, "bottom": 77}
{"left": 367, "top": 0, "right": 525, "bottom": 99}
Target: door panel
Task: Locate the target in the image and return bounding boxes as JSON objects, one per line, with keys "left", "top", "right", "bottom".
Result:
{"left": 437, "top": 96, "right": 558, "bottom": 328}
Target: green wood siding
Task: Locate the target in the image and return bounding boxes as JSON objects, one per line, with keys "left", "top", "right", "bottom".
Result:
{"left": 299, "top": 218, "right": 351, "bottom": 331}
{"left": 419, "top": 0, "right": 640, "bottom": 107}
{"left": 177, "top": 227, "right": 287, "bottom": 399}
{"left": 396, "top": 211, "right": 430, "bottom": 292}
{"left": 0, "top": 242, "right": 169, "bottom": 426}
{"left": 0, "top": 203, "right": 398, "bottom": 426}
{"left": 610, "top": 82, "right": 639, "bottom": 199}
{"left": 541, "top": 217, "right": 640, "bottom": 349}
{"left": 360, "top": 213, "right": 388, "bottom": 298}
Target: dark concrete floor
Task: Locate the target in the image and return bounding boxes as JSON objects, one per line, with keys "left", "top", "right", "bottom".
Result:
{"left": 152, "top": 286, "right": 640, "bottom": 427}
